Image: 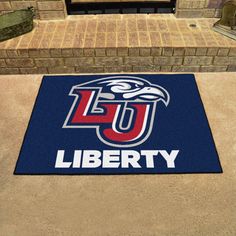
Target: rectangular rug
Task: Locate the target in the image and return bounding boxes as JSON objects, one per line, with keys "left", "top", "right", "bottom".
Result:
{"left": 14, "top": 74, "right": 222, "bottom": 174}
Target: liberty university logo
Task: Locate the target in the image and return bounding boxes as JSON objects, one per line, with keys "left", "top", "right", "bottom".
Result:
{"left": 63, "top": 76, "right": 170, "bottom": 147}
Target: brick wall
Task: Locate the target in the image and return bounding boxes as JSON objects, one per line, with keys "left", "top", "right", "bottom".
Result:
{"left": 0, "top": 0, "right": 228, "bottom": 20}
{"left": 176, "top": 0, "right": 226, "bottom": 18}
{"left": 0, "top": 0, "right": 66, "bottom": 19}
{"left": 0, "top": 47, "right": 236, "bottom": 74}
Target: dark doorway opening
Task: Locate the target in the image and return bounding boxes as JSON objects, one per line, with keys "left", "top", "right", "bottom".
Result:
{"left": 65, "top": 0, "right": 176, "bottom": 15}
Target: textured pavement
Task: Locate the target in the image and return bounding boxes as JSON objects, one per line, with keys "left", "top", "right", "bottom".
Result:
{"left": 0, "top": 73, "right": 236, "bottom": 236}
{"left": 1, "top": 15, "right": 235, "bottom": 50}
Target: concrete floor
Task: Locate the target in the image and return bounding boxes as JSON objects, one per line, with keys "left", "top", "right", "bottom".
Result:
{"left": 0, "top": 73, "right": 236, "bottom": 236}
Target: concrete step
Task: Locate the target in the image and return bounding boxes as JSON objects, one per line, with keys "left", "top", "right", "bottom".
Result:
{"left": 0, "top": 14, "right": 235, "bottom": 74}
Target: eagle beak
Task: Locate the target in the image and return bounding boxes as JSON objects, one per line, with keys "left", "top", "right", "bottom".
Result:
{"left": 123, "top": 86, "right": 170, "bottom": 106}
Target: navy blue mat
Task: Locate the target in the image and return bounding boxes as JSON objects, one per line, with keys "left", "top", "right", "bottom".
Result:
{"left": 14, "top": 74, "right": 222, "bottom": 175}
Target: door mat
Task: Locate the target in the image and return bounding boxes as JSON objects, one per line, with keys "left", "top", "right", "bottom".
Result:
{"left": 14, "top": 74, "right": 222, "bottom": 175}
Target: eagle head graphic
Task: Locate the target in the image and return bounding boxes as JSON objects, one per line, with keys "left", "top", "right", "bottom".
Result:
{"left": 72, "top": 76, "right": 170, "bottom": 106}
